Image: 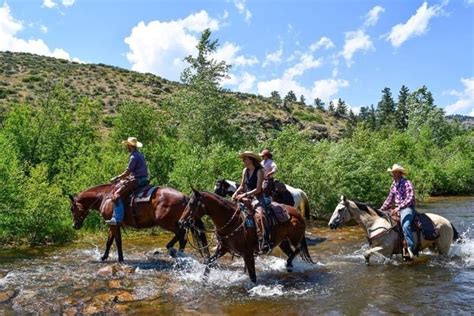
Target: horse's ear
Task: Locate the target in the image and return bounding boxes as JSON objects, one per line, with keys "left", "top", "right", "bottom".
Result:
{"left": 68, "top": 194, "right": 75, "bottom": 202}
{"left": 341, "top": 195, "right": 347, "bottom": 204}
{"left": 191, "top": 187, "right": 199, "bottom": 195}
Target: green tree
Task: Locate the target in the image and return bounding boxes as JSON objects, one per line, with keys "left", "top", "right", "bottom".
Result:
{"left": 328, "top": 101, "right": 335, "bottom": 115}
{"left": 284, "top": 90, "right": 297, "bottom": 103}
{"left": 314, "top": 98, "right": 325, "bottom": 111}
{"left": 395, "top": 85, "right": 409, "bottom": 130}
{"left": 169, "top": 29, "right": 242, "bottom": 148}
{"left": 335, "top": 98, "right": 348, "bottom": 117}
{"left": 270, "top": 90, "right": 282, "bottom": 107}
{"left": 376, "top": 87, "right": 396, "bottom": 127}
{"left": 299, "top": 94, "right": 306, "bottom": 105}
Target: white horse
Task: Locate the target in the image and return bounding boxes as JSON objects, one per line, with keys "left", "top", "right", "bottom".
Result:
{"left": 328, "top": 196, "right": 460, "bottom": 264}
{"left": 213, "top": 179, "right": 311, "bottom": 219}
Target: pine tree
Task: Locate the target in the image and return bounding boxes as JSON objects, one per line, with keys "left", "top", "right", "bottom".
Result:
{"left": 299, "top": 94, "right": 306, "bottom": 105}
{"left": 335, "top": 98, "right": 348, "bottom": 117}
{"left": 328, "top": 101, "right": 335, "bottom": 115}
{"left": 376, "top": 87, "right": 396, "bottom": 127}
{"left": 314, "top": 98, "right": 325, "bottom": 111}
{"left": 284, "top": 90, "right": 297, "bottom": 103}
{"left": 395, "top": 85, "right": 409, "bottom": 130}
{"left": 270, "top": 90, "right": 282, "bottom": 107}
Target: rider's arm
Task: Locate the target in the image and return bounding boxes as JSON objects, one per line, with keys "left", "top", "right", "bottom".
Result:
{"left": 266, "top": 161, "right": 277, "bottom": 178}
{"left": 380, "top": 183, "right": 395, "bottom": 211}
{"left": 232, "top": 169, "right": 246, "bottom": 199}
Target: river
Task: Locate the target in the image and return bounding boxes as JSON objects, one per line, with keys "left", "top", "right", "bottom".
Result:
{"left": 1, "top": 196, "right": 473, "bottom": 314}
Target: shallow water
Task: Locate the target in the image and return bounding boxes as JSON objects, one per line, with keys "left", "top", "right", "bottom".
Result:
{"left": 0, "top": 197, "right": 473, "bottom": 314}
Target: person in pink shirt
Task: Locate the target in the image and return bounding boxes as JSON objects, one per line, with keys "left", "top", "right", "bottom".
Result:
{"left": 380, "top": 164, "right": 416, "bottom": 259}
{"left": 259, "top": 149, "right": 278, "bottom": 197}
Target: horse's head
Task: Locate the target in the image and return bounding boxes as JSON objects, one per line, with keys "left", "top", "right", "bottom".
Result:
{"left": 214, "top": 179, "right": 228, "bottom": 197}
{"left": 68, "top": 194, "right": 89, "bottom": 230}
{"left": 328, "top": 195, "right": 352, "bottom": 229}
{"left": 179, "top": 189, "right": 207, "bottom": 229}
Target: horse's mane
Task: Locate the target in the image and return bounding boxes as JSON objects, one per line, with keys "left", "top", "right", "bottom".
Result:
{"left": 202, "top": 191, "right": 236, "bottom": 209}
{"left": 79, "top": 183, "right": 113, "bottom": 196}
{"left": 354, "top": 201, "right": 386, "bottom": 217}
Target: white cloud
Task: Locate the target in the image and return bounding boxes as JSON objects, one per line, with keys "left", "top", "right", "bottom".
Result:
{"left": 0, "top": 3, "right": 71, "bottom": 60}
{"left": 309, "top": 36, "right": 335, "bottom": 52}
{"left": 445, "top": 78, "right": 474, "bottom": 115}
{"left": 284, "top": 53, "right": 322, "bottom": 79}
{"left": 311, "top": 79, "right": 349, "bottom": 102}
{"left": 386, "top": 2, "right": 445, "bottom": 47}
{"left": 62, "top": 0, "right": 75, "bottom": 7}
{"left": 234, "top": 0, "right": 252, "bottom": 24}
{"left": 341, "top": 30, "right": 374, "bottom": 66}
{"left": 124, "top": 10, "right": 220, "bottom": 80}
{"left": 213, "top": 42, "right": 258, "bottom": 67}
{"left": 262, "top": 47, "right": 283, "bottom": 68}
{"left": 43, "top": 0, "right": 56, "bottom": 8}
{"left": 40, "top": 24, "right": 48, "bottom": 33}
{"left": 364, "top": 6, "right": 385, "bottom": 28}
{"left": 466, "top": 0, "right": 474, "bottom": 5}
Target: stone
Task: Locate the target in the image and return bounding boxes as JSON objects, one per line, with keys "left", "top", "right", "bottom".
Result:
{"left": 0, "top": 290, "right": 16, "bottom": 303}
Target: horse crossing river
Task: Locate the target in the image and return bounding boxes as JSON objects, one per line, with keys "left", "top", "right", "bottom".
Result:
{"left": 1, "top": 197, "right": 473, "bottom": 314}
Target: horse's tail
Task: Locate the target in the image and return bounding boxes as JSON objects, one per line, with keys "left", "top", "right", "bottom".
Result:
{"left": 452, "top": 224, "right": 462, "bottom": 243}
{"left": 299, "top": 237, "right": 315, "bottom": 264}
{"left": 301, "top": 191, "right": 311, "bottom": 220}
{"left": 190, "top": 218, "right": 210, "bottom": 259}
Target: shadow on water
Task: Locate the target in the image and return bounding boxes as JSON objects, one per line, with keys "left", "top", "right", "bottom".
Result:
{"left": 1, "top": 197, "right": 473, "bottom": 314}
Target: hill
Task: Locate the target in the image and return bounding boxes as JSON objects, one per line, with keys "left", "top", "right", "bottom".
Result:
{"left": 0, "top": 51, "right": 348, "bottom": 140}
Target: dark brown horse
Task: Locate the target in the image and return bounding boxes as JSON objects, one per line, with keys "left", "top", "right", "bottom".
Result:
{"left": 69, "top": 183, "right": 209, "bottom": 262}
{"left": 179, "top": 190, "right": 314, "bottom": 283}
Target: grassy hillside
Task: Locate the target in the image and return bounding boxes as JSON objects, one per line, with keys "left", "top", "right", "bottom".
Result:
{"left": 0, "top": 51, "right": 347, "bottom": 140}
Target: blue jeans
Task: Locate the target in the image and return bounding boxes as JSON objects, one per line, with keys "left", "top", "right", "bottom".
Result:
{"left": 112, "top": 176, "right": 148, "bottom": 223}
{"left": 401, "top": 207, "right": 415, "bottom": 251}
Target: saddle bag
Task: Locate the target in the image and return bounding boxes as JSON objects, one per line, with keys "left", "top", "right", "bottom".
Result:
{"left": 413, "top": 213, "right": 439, "bottom": 240}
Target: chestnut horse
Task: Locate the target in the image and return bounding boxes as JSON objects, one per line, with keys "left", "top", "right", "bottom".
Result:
{"left": 179, "top": 190, "right": 314, "bottom": 283}
{"left": 69, "top": 183, "right": 209, "bottom": 262}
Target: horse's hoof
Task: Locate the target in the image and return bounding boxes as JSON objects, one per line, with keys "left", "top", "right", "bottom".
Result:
{"left": 168, "top": 248, "right": 177, "bottom": 258}
{"left": 101, "top": 256, "right": 108, "bottom": 262}
{"left": 287, "top": 266, "right": 293, "bottom": 272}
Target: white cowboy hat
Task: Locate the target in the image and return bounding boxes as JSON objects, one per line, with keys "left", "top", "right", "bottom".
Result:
{"left": 387, "top": 164, "right": 407, "bottom": 174}
{"left": 239, "top": 151, "right": 262, "bottom": 162}
{"left": 122, "top": 137, "right": 143, "bottom": 148}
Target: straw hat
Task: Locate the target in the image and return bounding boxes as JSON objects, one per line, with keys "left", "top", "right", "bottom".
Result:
{"left": 122, "top": 137, "right": 143, "bottom": 148}
{"left": 239, "top": 151, "right": 262, "bottom": 162}
{"left": 387, "top": 164, "right": 407, "bottom": 174}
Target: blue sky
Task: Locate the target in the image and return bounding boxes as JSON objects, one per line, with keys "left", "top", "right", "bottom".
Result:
{"left": 1, "top": 0, "right": 473, "bottom": 115}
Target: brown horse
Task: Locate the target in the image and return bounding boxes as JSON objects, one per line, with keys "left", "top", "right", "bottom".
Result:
{"left": 69, "top": 183, "right": 209, "bottom": 262}
{"left": 179, "top": 190, "right": 314, "bottom": 283}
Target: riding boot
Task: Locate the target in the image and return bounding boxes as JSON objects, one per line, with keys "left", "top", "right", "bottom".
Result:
{"left": 255, "top": 215, "right": 270, "bottom": 254}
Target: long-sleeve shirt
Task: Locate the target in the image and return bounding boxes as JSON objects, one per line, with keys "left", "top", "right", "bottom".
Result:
{"left": 127, "top": 150, "right": 148, "bottom": 178}
{"left": 380, "top": 177, "right": 415, "bottom": 211}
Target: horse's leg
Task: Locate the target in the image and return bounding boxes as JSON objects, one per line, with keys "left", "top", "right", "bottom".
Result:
{"left": 166, "top": 234, "right": 180, "bottom": 258}
{"left": 279, "top": 239, "right": 296, "bottom": 272}
{"left": 114, "top": 226, "right": 124, "bottom": 263}
{"left": 243, "top": 253, "right": 257, "bottom": 283}
{"left": 101, "top": 227, "right": 115, "bottom": 262}
{"left": 204, "top": 244, "right": 227, "bottom": 278}
{"left": 177, "top": 228, "right": 187, "bottom": 253}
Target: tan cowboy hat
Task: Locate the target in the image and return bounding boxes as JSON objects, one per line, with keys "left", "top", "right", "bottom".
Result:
{"left": 387, "top": 164, "right": 407, "bottom": 174}
{"left": 122, "top": 137, "right": 143, "bottom": 148}
{"left": 239, "top": 151, "right": 262, "bottom": 162}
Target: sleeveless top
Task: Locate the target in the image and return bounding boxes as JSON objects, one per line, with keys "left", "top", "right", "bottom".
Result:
{"left": 244, "top": 166, "right": 263, "bottom": 197}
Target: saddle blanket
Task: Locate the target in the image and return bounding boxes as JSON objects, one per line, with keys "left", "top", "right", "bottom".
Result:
{"left": 269, "top": 202, "right": 291, "bottom": 223}
{"left": 130, "top": 186, "right": 159, "bottom": 204}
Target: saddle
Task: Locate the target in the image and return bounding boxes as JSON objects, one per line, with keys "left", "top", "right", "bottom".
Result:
{"left": 239, "top": 199, "right": 291, "bottom": 229}
{"left": 389, "top": 210, "right": 439, "bottom": 255}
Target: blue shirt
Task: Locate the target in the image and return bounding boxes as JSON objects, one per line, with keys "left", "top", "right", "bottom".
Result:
{"left": 127, "top": 150, "right": 148, "bottom": 178}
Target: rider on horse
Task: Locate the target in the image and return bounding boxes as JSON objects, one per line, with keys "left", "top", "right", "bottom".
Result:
{"left": 106, "top": 137, "right": 149, "bottom": 226}
{"left": 232, "top": 151, "right": 271, "bottom": 253}
{"left": 379, "top": 164, "right": 416, "bottom": 259}
{"left": 259, "top": 149, "right": 277, "bottom": 198}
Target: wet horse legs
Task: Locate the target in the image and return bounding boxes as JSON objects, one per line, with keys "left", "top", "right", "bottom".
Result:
{"left": 279, "top": 239, "right": 300, "bottom": 272}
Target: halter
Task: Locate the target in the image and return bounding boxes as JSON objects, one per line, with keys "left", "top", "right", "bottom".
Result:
{"left": 184, "top": 192, "right": 246, "bottom": 241}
